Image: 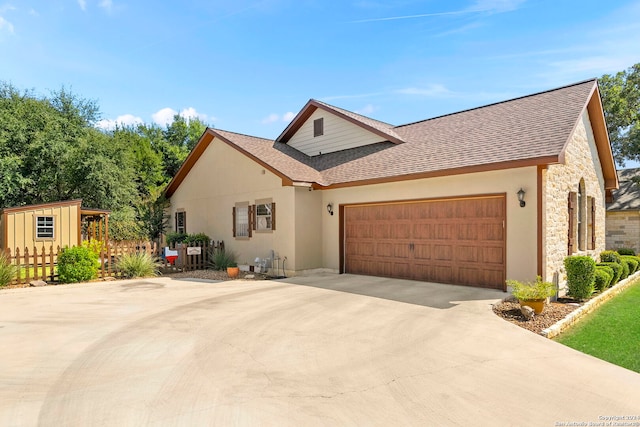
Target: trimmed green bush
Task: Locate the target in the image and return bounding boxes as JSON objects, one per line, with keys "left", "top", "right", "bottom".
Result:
{"left": 600, "top": 250, "right": 622, "bottom": 264}
{"left": 208, "top": 247, "right": 237, "bottom": 271}
{"left": 621, "top": 255, "right": 639, "bottom": 274}
{"left": 0, "top": 252, "right": 16, "bottom": 287}
{"left": 593, "top": 269, "right": 612, "bottom": 292}
{"left": 616, "top": 248, "right": 636, "bottom": 256}
{"left": 597, "top": 262, "right": 622, "bottom": 285}
{"left": 166, "top": 232, "right": 188, "bottom": 246}
{"left": 184, "top": 233, "right": 211, "bottom": 246}
{"left": 116, "top": 252, "right": 160, "bottom": 278}
{"left": 564, "top": 256, "right": 596, "bottom": 300}
{"left": 57, "top": 246, "right": 99, "bottom": 283}
{"left": 595, "top": 265, "right": 614, "bottom": 287}
{"left": 619, "top": 259, "right": 631, "bottom": 280}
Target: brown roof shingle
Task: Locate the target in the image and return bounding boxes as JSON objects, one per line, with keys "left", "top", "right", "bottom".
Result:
{"left": 166, "top": 79, "right": 615, "bottom": 196}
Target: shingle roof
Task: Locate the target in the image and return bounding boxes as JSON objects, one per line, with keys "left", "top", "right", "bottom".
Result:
{"left": 608, "top": 168, "right": 640, "bottom": 211}
{"left": 166, "top": 79, "right": 616, "bottom": 196}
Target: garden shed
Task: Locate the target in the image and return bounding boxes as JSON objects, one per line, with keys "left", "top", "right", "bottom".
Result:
{"left": 0, "top": 199, "right": 110, "bottom": 253}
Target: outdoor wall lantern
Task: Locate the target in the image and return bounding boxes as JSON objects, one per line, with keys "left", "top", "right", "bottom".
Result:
{"left": 326, "top": 203, "right": 334, "bottom": 216}
{"left": 517, "top": 188, "right": 526, "bottom": 207}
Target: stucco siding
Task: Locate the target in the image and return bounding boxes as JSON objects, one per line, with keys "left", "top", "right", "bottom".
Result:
{"left": 288, "top": 109, "right": 386, "bottom": 156}
{"left": 169, "top": 137, "right": 300, "bottom": 273}
{"left": 294, "top": 187, "right": 323, "bottom": 271}
{"left": 543, "top": 110, "right": 606, "bottom": 291}
{"left": 606, "top": 211, "right": 640, "bottom": 251}
{"left": 322, "top": 167, "right": 538, "bottom": 282}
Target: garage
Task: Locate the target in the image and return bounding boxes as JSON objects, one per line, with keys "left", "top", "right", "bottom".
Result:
{"left": 343, "top": 194, "right": 506, "bottom": 290}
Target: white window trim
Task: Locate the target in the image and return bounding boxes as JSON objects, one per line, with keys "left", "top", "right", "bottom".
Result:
{"left": 235, "top": 202, "right": 250, "bottom": 239}
{"left": 35, "top": 215, "right": 55, "bottom": 240}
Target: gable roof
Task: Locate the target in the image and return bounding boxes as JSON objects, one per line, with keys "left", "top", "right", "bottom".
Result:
{"left": 608, "top": 168, "right": 640, "bottom": 211}
{"left": 165, "top": 79, "right": 618, "bottom": 197}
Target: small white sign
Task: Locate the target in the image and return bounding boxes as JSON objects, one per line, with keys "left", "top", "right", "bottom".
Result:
{"left": 186, "top": 247, "right": 202, "bottom": 255}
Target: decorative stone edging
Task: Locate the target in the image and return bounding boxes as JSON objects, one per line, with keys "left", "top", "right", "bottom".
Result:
{"left": 541, "top": 271, "right": 640, "bottom": 339}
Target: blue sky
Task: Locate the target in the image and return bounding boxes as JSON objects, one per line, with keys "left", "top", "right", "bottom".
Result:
{"left": 1, "top": 0, "right": 639, "bottom": 142}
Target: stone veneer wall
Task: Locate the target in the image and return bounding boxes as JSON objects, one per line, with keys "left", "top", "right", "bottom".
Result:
{"left": 606, "top": 211, "right": 640, "bottom": 252}
{"left": 543, "top": 110, "right": 606, "bottom": 293}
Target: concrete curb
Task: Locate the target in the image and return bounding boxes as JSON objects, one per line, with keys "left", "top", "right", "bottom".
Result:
{"left": 541, "top": 271, "right": 640, "bottom": 339}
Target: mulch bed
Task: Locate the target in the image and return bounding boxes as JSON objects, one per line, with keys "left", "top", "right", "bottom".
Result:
{"left": 493, "top": 298, "right": 582, "bottom": 334}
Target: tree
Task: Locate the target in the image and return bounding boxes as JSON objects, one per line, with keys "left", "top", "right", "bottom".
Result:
{"left": 599, "top": 63, "right": 640, "bottom": 165}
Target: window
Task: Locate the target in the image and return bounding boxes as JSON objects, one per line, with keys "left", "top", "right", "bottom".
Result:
{"left": 587, "top": 197, "right": 596, "bottom": 250}
{"left": 35, "top": 216, "right": 55, "bottom": 239}
{"left": 233, "top": 202, "right": 251, "bottom": 239}
{"left": 313, "top": 118, "right": 324, "bottom": 137}
{"left": 175, "top": 211, "right": 186, "bottom": 234}
{"left": 255, "top": 200, "right": 276, "bottom": 232}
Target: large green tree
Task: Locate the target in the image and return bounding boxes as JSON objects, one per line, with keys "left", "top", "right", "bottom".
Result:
{"left": 599, "top": 63, "right": 640, "bottom": 165}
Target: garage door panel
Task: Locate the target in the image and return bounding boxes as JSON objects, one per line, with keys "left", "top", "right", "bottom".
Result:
{"left": 344, "top": 196, "right": 505, "bottom": 290}
{"left": 413, "top": 244, "right": 431, "bottom": 260}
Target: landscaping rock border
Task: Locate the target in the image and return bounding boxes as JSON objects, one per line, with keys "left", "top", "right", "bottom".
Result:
{"left": 541, "top": 271, "right": 640, "bottom": 338}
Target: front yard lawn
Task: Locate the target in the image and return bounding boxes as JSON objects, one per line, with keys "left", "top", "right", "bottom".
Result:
{"left": 554, "top": 280, "right": 640, "bottom": 373}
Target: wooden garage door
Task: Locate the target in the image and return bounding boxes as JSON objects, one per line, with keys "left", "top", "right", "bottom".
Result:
{"left": 344, "top": 195, "right": 506, "bottom": 290}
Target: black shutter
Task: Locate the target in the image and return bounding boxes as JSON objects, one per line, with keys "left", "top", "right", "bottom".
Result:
{"left": 271, "top": 202, "right": 276, "bottom": 231}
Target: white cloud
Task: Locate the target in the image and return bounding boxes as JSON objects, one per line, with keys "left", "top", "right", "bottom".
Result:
{"left": 99, "top": 0, "right": 113, "bottom": 12}
{"left": 77, "top": 0, "right": 87, "bottom": 11}
{"left": 355, "top": 104, "right": 376, "bottom": 115}
{"left": 0, "top": 16, "right": 13, "bottom": 34}
{"left": 468, "top": 0, "right": 526, "bottom": 13}
{"left": 396, "top": 84, "right": 452, "bottom": 97}
{"left": 96, "top": 114, "right": 143, "bottom": 130}
{"left": 152, "top": 107, "right": 210, "bottom": 126}
{"left": 261, "top": 113, "right": 279, "bottom": 124}
{"left": 261, "top": 112, "right": 296, "bottom": 124}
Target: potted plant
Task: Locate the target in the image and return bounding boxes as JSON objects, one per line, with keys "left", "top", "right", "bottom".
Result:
{"left": 227, "top": 261, "right": 239, "bottom": 279}
{"left": 506, "top": 276, "right": 557, "bottom": 314}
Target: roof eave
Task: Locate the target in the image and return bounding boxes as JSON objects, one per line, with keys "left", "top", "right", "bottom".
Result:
{"left": 276, "top": 99, "right": 404, "bottom": 145}
{"left": 316, "top": 156, "right": 559, "bottom": 190}
{"left": 557, "top": 80, "right": 619, "bottom": 191}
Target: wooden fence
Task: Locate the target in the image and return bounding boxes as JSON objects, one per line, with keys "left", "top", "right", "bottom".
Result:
{"left": 3, "top": 240, "right": 224, "bottom": 285}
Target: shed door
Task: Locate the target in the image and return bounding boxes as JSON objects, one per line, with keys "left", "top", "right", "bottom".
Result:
{"left": 344, "top": 195, "right": 506, "bottom": 290}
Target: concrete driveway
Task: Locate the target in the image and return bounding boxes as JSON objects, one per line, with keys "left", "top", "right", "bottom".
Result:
{"left": 1, "top": 274, "right": 639, "bottom": 426}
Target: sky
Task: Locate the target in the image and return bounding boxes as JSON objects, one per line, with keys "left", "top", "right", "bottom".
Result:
{"left": 1, "top": 0, "right": 640, "bottom": 145}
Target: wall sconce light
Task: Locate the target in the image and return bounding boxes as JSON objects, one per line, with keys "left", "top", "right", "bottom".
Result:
{"left": 326, "top": 203, "right": 334, "bottom": 216}
{"left": 517, "top": 188, "right": 526, "bottom": 207}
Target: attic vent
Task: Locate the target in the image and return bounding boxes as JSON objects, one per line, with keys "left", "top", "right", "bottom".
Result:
{"left": 313, "top": 118, "right": 324, "bottom": 137}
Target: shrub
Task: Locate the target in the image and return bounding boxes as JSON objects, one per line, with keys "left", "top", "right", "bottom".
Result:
{"left": 116, "top": 252, "right": 160, "bottom": 278}
{"left": 166, "top": 232, "right": 188, "bottom": 246}
{"left": 564, "top": 256, "right": 596, "bottom": 300}
{"left": 619, "top": 259, "right": 631, "bottom": 280}
{"left": 507, "top": 276, "right": 556, "bottom": 300}
{"left": 620, "top": 255, "right": 639, "bottom": 274}
{"left": 57, "top": 246, "right": 99, "bottom": 283}
{"left": 595, "top": 265, "right": 614, "bottom": 288}
{"left": 600, "top": 250, "right": 622, "bottom": 264}
{"left": 0, "top": 252, "right": 16, "bottom": 287}
{"left": 184, "top": 233, "right": 211, "bottom": 246}
{"left": 593, "top": 269, "right": 612, "bottom": 292}
{"left": 616, "top": 248, "right": 636, "bottom": 256}
{"left": 597, "top": 262, "right": 622, "bottom": 285}
{"left": 208, "top": 247, "right": 237, "bottom": 271}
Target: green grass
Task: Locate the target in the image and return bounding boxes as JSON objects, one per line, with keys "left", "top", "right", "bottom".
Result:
{"left": 554, "top": 280, "right": 640, "bottom": 373}
{"left": 17, "top": 265, "right": 56, "bottom": 281}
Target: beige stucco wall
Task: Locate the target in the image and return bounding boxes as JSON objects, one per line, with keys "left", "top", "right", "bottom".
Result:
{"left": 606, "top": 211, "right": 640, "bottom": 251}
{"left": 543, "top": 110, "right": 606, "bottom": 290}
{"left": 169, "top": 137, "right": 312, "bottom": 274}
{"left": 3, "top": 204, "right": 79, "bottom": 253}
{"left": 321, "top": 167, "right": 538, "bottom": 282}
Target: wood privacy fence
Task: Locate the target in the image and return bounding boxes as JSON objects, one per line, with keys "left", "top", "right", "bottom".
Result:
{"left": 3, "top": 240, "right": 224, "bottom": 285}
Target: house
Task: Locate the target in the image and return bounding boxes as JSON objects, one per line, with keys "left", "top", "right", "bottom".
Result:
{"left": 606, "top": 168, "right": 640, "bottom": 252}
{"left": 164, "top": 79, "right": 618, "bottom": 291}
{"left": 0, "top": 199, "right": 110, "bottom": 253}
